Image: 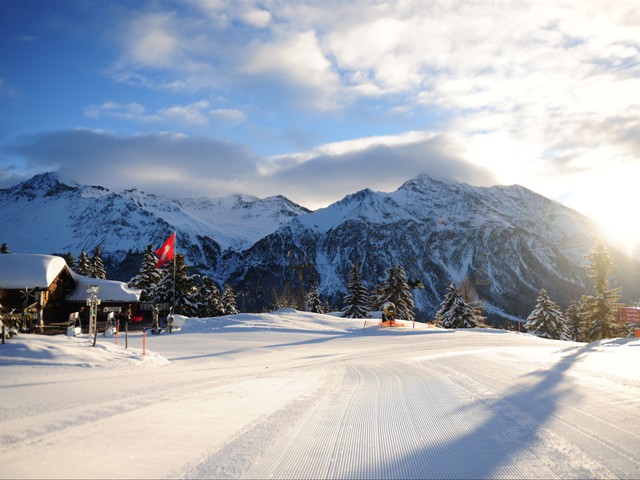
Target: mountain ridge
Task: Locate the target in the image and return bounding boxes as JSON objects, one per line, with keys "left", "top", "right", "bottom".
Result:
{"left": 2, "top": 172, "right": 639, "bottom": 323}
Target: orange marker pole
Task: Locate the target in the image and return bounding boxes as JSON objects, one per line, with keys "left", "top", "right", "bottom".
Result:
{"left": 142, "top": 328, "right": 147, "bottom": 356}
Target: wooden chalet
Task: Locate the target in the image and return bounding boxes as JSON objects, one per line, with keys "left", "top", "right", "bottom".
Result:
{"left": 0, "top": 254, "right": 75, "bottom": 332}
{"left": 0, "top": 253, "right": 141, "bottom": 334}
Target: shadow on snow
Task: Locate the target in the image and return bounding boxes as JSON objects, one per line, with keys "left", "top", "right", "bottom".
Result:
{"left": 352, "top": 343, "right": 597, "bottom": 479}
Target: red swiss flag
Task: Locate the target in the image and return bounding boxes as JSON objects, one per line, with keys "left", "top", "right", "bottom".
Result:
{"left": 155, "top": 232, "right": 176, "bottom": 268}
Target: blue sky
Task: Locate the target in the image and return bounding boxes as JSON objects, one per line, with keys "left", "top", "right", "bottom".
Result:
{"left": 1, "top": 0, "right": 639, "bottom": 255}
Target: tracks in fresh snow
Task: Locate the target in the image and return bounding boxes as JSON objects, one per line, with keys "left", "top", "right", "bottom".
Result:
{"left": 434, "top": 349, "right": 640, "bottom": 479}
{"left": 206, "top": 338, "right": 639, "bottom": 479}
{"left": 228, "top": 353, "right": 592, "bottom": 479}
{"left": 3, "top": 330, "right": 639, "bottom": 479}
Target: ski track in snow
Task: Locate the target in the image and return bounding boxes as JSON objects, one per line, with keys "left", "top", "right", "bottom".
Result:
{"left": 1, "top": 314, "right": 639, "bottom": 479}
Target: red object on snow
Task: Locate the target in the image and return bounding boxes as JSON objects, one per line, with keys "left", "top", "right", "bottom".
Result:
{"left": 155, "top": 232, "right": 176, "bottom": 268}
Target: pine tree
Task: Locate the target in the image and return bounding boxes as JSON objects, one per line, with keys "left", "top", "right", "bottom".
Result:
{"left": 306, "top": 280, "right": 323, "bottom": 313}
{"left": 90, "top": 246, "right": 107, "bottom": 279}
{"left": 77, "top": 250, "right": 91, "bottom": 276}
{"left": 524, "top": 289, "right": 567, "bottom": 340}
{"left": 128, "top": 245, "right": 161, "bottom": 301}
{"left": 436, "top": 283, "right": 478, "bottom": 328}
{"left": 271, "top": 284, "right": 298, "bottom": 310}
{"left": 370, "top": 283, "right": 386, "bottom": 312}
{"left": 155, "top": 254, "right": 199, "bottom": 316}
{"left": 196, "top": 277, "right": 225, "bottom": 317}
{"left": 222, "top": 284, "right": 239, "bottom": 315}
{"left": 378, "top": 265, "right": 415, "bottom": 321}
{"left": 582, "top": 242, "right": 623, "bottom": 340}
{"left": 565, "top": 298, "right": 585, "bottom": 342}
{"left": 61, "top": 251, "right": 76, "bottom": 271}
{"left": 342, "top": 264, "right": 370, "bottom": 319}
{"left": 322, "top": 300, "right": 331, "bottom": 314}
{"left": 458, "top": 277, "right": 487, "bottom": 326}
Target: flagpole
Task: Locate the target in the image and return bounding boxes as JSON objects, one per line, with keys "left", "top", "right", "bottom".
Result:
{"left": 173, "top": 230, "right": 176, "bottom": 313}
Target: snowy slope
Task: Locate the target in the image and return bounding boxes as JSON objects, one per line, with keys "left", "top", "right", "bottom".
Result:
{"left": 1, "top": 310, "right": 639, "bottom": 479}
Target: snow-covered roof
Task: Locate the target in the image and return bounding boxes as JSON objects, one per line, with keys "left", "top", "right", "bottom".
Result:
{"left": 66, "top": 272, "right": 141, "bottom": 303}
{"left": 0, "top": 253, "right": 141, "bottom": 302}
{"left": 0, "top": 253, "right": 69, "bottom": 289}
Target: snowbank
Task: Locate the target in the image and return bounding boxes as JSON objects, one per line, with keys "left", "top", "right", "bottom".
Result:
{"left": 0, "top": 333, "right": 169, "bottom": 368}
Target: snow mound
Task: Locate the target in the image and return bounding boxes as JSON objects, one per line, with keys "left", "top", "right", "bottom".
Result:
{"left": 182, "top": 309, "right": 366, "bottom": 334}
{"left": 0, "top": 334, "right": 169, "bottom": 368}
{"left": 181, "top": 309, "right": 435, "bottom": 335}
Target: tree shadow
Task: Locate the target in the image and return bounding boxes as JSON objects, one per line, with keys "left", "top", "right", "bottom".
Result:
{"left": 353, "top": 343, "right": 598, "bottom": 479}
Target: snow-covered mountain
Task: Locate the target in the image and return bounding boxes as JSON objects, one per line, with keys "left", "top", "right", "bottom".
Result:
{"left": 2, "top": 172, "right": 639, "bottom": 323}
{"left": 0, "top": 172, "right": 309, "bottom": 279}
{"left": 221, "top": 175, "right": 640, "bottom": 322}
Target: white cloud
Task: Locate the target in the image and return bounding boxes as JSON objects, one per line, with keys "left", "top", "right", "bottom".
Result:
{"left": 157, "top": 101, "right": 211, "bottom": 125}
{"left": 84, "top": 100, "right": 245, "bottom": 126}
{"left": 7, "top": 0, "right": 640, "bottom": 246}
{"left": 3, "top": 130, "right": 258, "bottom": 198}
{"left": 244, "top": 30, "right": 341, "bottom": 109}
{"left": 210, "top": 108, "right": 246, "bottom": 124}
{"left": 4, "top": 128, "right": 494, "bottom": 210}
{"left": 240, "top": 7, "right": 271, "bottom": 28}
{"left": 84, "top": 102, "right": 146, "bottom": 120}
{"left": 125, "top": 13, "right": 181, "bottom": 68}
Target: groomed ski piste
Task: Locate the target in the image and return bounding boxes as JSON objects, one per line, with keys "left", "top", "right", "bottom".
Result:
{"left": 1, "top": 309, "right": 639, "bottom": 479}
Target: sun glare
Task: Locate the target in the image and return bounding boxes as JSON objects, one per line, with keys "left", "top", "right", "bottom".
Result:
{"left": 564, "top": 173, "right": 640, "bottom": 260}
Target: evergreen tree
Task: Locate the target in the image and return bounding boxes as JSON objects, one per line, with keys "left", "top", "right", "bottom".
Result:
{"left": 565, "top": 298, "right": 585, "bottom": 342}
{"left": 77, "top": 250, "right": 91, "bottom": 276}
{"left": 370, "top": 283, "right": 386, "bottom": 312}
{"left": 128, "top": 245, "right": 161, "bottom": 301}
{"left": 582, "top": 242, "right": 623, "bottom": 340}
{"left": 222, "top": 284, "right": 239, "bottom": 315}
{"left": 342, "top": 264, "right": 370, "bottom": 319}
{"left": 306, "top": 280, "right": 323, "bottom": 313}
{"left": 377, "top": 265, "right": 415, "bottom": 321}
{"left": 90, "top": 246, "right": 107, "bottom": 280}
{"left": 271, "top": 284, "right": 298, "bottom": 310}
{"left": 196, "top": 277, "right": 225, "bottom": 317}
{"left": 61, "top": 251, "right": 76, "bottom": 271}
{"left": 458, "top": 277, "right": 487, "bottom": 326}
{"left": 322, "top": 300, "right": 331, "bottom": 314}
{"left": 155, "top": 254, "right": 199, "bottom": 316}
{"left": 436, "top": 283, "right": 478, "bottom": 328}
{"left": 524, "top": 289, "right": 567, "bottom": 340}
